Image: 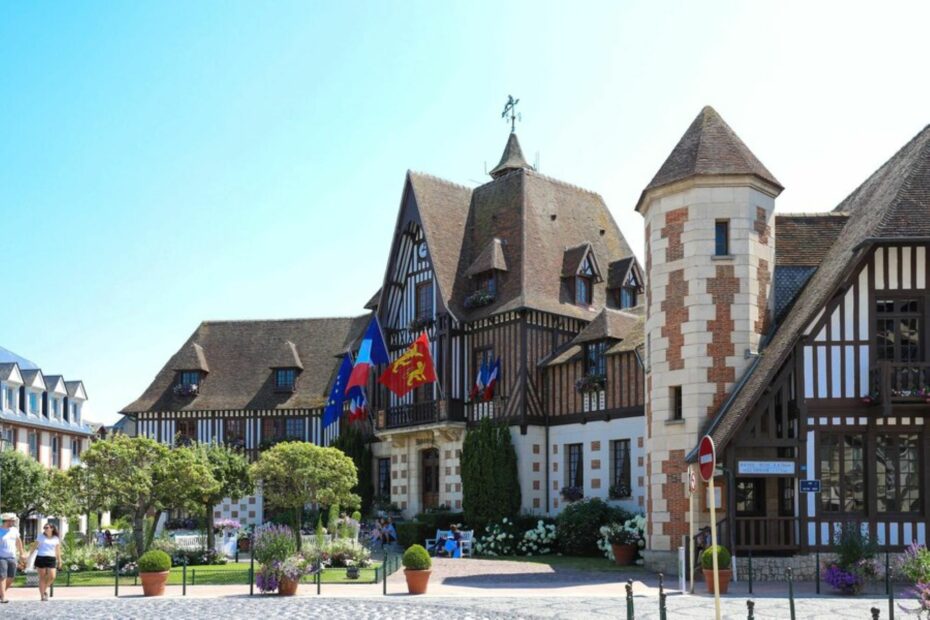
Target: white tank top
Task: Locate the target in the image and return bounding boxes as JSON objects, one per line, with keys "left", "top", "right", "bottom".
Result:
{"left": 36, "top": 535, "right": 59, "bottom": 557}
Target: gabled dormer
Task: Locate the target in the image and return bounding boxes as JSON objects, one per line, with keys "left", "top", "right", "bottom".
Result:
{"left": 172, "top": 342, "right": 209, "bottom": 397}
{"left": 607, "top": 257, "right": 645, "bottom": 310}
{"left": 44, "top": 375, "right": 69, "bottom": 419}
{"left": 20, "top": 368, "right": 46, "bottom": 415}
{"left": 65, "top": 380, "right": 87, "bottom": 424}
{"left": 464, "top": 238, "right": 508, "bottom": 309}
{"left": 269, "top": 340, "right": 303, "bottom": 393}
{"left": 0, "top": 362, "right": 23, "bottom": 412}
{"left": 562, "top": 243, "right": 603, "bottom": 307}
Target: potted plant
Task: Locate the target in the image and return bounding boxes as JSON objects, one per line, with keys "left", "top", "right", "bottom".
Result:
{"left": 253, "top": 523, "right": 298, "bottom": 595}
{"left": 701, "top": 545, "right": 732, "bottom": 594}
{"left": 138, "top": 549, "right": 172, "bottom": 597}
{"left": 345, "top": 560, "right": 360, "bottom": 580}
{"left": 463, "top": 289, "right": 495, "bottom": 309}
{"left": 402, "top": 544, "right": 432, "bottom": 594}
{"left": 575, "top": 372, "right": 607, "bottom": 394}
{"left": 276, "top": 555, "right": 309, "bottom": 596}
{"left": 560, "top": 485, "right": 584, "bottom": 503}
{"left": 601, "top": 522, "right": 639, "bottom": 566}
{"left": 237, "top": 531, "right": 251, "bottom": 552}
{"left": 822, "top": 524, "right": 877, "bottom": 595}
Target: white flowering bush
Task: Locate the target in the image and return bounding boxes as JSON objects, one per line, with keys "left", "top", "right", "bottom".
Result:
{"left": 597, "top": 514, "right": 646, "bottom": 565}
{"left": 516, "top": 520, "right": 558, "bottom": 556}
{"left": 474, "top": 517, "right": 519, "bottom": 556}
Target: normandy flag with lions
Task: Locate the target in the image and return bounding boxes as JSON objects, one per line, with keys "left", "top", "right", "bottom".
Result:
{"left": 379, "top": 332, "right": 437, "bottom": 396}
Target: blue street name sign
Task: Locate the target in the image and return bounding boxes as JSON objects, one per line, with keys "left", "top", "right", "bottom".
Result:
{"left": 800, "top": 479, "right": 821, "bottom": 493}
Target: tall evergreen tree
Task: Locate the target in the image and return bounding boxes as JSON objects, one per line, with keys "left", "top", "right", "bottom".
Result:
{"left": 461, "top": 418, "right": 521, "bottom": 528}
{"left": 331, "top": 425, "right": 374, "bottom": 515}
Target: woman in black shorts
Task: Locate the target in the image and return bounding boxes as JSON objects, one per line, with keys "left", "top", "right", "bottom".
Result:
{"left": 33, "top": 523, "right": 62, "bottom": 602}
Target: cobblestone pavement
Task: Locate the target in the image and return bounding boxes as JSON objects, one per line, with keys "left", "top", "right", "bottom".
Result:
{"left": 0, "top": 594, "right": 907, "bottom": 620}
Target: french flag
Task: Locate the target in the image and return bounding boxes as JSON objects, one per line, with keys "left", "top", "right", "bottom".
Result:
{"left": 483, "top": 357, "right": 500, "bottom": 401}
{"left": 347, "top": 385, "right": 368, "bottom": 423}
{"left": 470, "top": 360, "right": 487, "bottom": 401}
{"left": 346, "top": 316, "right": 389, "bottom": 394}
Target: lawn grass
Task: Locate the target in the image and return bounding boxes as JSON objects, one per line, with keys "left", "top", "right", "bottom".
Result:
{"left": 484, "top": 554, "right": 640, "bottom": 572}
{"left": 15, "top": 561, "right": 385, "bottom": 587}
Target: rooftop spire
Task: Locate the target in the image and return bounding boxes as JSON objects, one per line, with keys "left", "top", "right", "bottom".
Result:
{"left": 489, "top": 132, "right": 533, "bottom": 178}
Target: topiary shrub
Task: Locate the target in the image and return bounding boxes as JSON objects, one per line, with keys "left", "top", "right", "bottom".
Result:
{"left": 402, "top": 544, "right": 432, "bottom": 571}
{"left": 700, "top": 545, "right": 731, "bottom": 570}
{"left": 138, "top": 549, "right": 172, "bottom": 573}
{"left": 461, "top": 419, "right": 521, "bottom": 529}
{"left": 556, "top": 497, "right": 632, "bottom": 556}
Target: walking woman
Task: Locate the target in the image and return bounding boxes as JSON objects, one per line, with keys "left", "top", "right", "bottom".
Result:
{"left": 33, "top": 523, "right": 62, "bottom": 601}
{"left": 0, "top": 513, "right": 25, "bottom": 604}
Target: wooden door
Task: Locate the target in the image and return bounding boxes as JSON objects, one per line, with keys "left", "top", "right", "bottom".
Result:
{"left": 422, "top": 448, "right": 440, "bottom": 509}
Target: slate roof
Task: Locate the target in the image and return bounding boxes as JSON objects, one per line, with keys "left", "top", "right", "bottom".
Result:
{"left": 0, "top": 363, "right": 22, "bottom": 383}
{"left": 695, "top": 122, "right": 930, "bottom": 459}
{"left": 122, "top": 315, "right": 369, "bottom": 413}
{"left": 637, "top": 106, "right": 782, "bottom": 211}
{"left": 571, "top": 309, "right": 641, "bottom": 345}
{"left": 0, "top": 347, "right": 38, "bottom": 370}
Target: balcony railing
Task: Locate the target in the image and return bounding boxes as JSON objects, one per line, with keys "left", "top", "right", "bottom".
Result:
{"left": 867, "top": 361, "right": 930, "bottom": 413}
{"left": 377, "top": 399, "right": 464, "bottom": 430}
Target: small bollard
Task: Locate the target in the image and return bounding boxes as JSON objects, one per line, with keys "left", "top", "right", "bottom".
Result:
{"left": 249, "top": 533, "right": 255, "bottom": 596}
{"left": 182, "top": 555, "right": 187, "bottom": 596}
{"left": 871, "top": 607, "right": 880, "bottom": 619}
{"left": 815, "top": 550, "right": 820, "bottom": 594}
{"left": 748, "top": 550, "right": 753, "bottom": 594}
{"left": 787, "top": 566, "right": 796, "bottom": 620}
{"left": 886, "top": 551, "right": 891, "bottom": 595}
{"left": 316, "top": 557, "right": 322, "bottom": 596}
{"left": 626, "top": 578, "right": 634, "bottom": 620}
{"left": 747, "top": 600, "right": 755, "bottom": 620}
{"left": 114, "top": 554, "right": 119, "bottom": 597}
{"left": 383, "top": 553, "right": 388, "bottom": 596}
{"left": 658, "top": 573, "right": 667, "bottom": 620}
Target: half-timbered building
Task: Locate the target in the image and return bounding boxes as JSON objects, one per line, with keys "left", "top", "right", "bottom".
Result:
{"left": 641, "top": 106, "right": 930, "bottom": 574}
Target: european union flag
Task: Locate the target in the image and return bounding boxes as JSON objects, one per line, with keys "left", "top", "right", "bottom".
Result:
{"left": 324, "top": 354, "right": 353, "bottom": 429}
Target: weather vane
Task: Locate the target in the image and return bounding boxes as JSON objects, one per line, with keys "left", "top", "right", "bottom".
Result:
{"left": 501, "top": 95, "right": 520, "bottom": 133}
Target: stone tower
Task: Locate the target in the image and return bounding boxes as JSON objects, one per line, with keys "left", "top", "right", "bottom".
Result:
{"left": 637, "top": 106, "right": 783, "bottom": 570}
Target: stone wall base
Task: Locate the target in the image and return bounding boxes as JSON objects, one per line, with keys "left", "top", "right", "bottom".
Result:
{"left": 734, "top": 552, "right": 905, "bottom": 581}
{"left": 642, "top": 549, "right": 681, "bottom": 576}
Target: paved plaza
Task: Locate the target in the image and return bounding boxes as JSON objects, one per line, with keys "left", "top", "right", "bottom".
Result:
{"left": 0, "top": 592, "right": 908, "bottom": 619}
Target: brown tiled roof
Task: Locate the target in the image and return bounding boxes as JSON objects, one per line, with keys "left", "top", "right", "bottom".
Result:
{"left": 407, "top": 172, "right": 473, "bottom": 311}
{"left": 637, "top": 106, "right": 782, "bottom": 211}
{"left": 121, "top": 315, "right": 369, "bottom": 413}
{"left": 364, "top": 288, "right": 381, "bottom": 311}
{"left": 171, "top": 342, "right": 209, "bottom": 373}
{"left": 607, "top": 257, "right": 635, "bottom": 289}
{"left": 571, "top": 309, "right": 641, "bottom": 345}
{"left": 560, "top": 242, "right": 601, "bottom": 280}
{"left": 489, "top": 133, "right": 533, "bottom": 179}
{"left": 448, "top": 164, "right": 637, "bottom": 321}
{"left": 696, "top": 123, "right": 930, "bottom": 459}
{"left": 775, "top": 213, "right": 849, "bottom": 266}
{"left": 268, "top": 340, "right": 303, "bottom": 370}
{"left": 465, "top": 238, "right": 508, "bottom": 276}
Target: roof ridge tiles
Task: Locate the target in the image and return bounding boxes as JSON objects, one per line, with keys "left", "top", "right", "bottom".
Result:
{"left": 407, "top": 170, "right": 474, "bottom": 192}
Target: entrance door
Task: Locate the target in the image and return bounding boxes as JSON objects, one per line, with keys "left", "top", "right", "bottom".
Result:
{"left": 421, "top": 448, "right": 440, "bottom": 510}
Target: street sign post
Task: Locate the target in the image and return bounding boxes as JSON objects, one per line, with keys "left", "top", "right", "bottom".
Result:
{"left": 688, "top": 465, "right": 696, "bottom": 594}
{"left": 698, "top": 435, "right": 721, "bottom": 620}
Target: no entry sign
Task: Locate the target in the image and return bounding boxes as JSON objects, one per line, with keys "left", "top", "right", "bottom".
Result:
{"left": 698, "top": 435, "right": 716, "bottom": 481}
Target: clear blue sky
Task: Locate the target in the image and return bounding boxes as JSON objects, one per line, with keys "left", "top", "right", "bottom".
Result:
{"left": 3, "top": 1, "right": 930, "bottom": 423}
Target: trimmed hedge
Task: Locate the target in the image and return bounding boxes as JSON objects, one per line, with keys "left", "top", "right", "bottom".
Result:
{"left": 700, "top": 545, "right": 731, "bottom": 570}
{"left": 461, "top": 419, "right": 520, "bottom": 529}
{"left": 138, "top": 550, "right": 172, "bottom": 573}
{"left": 403, "top": 544, "right": 432, "bottom": 570}
{"left": 556, "top": 498, "right": 632, "bottom": 556}
{"left": 396, "top": 522, "right": 431, "bottom": 549}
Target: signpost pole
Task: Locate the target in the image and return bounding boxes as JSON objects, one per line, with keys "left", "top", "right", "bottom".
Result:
{"left": 699, "top": 435, "right": 721, "bottom": 620}
{"left": 688, "top": 465, "right": 695, "bottom": 594}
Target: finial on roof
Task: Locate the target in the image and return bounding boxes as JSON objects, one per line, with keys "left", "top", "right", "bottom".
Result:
{"left": 501, "top": 95, "right": 521, "bottom": 133}
{"left": 489, "top": 133, "right": 534, "bottom": 178}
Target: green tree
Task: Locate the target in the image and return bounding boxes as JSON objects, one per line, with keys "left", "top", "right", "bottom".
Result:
{"left": 79, "top": 435, "right": 219, "bottom": 557}
{"left": 250, "top": 441, "right": 358, "bottom": 549}
{"left": 330, "top": 425, "right": 373, "bottom": 515}
{"left": 0, "top": 449, "right": 51, "bottom": 523}
{"left": 192, "top": 442, "right": 253, "bottom": 551}
{"left": 461, "top": 418, "right": 521, "bottom": 529}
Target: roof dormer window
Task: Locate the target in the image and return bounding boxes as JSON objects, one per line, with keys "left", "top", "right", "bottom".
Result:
{"left": 174, "top": 370, "right": 201, "bottom": 397}
{"left": 274, "top": 368, "right": 298, "bottom": 392}
{"left": 28, "top": 391, "right": 39, "bottom": 415}
{"left": 562, "top": 244, "right": 602, "bottom": 307}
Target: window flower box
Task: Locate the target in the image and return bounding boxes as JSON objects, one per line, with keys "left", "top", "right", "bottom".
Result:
{"left": 575, "top": 373, "right": 606, "bottom": 394}
{"left": 560, "top": 486, "right": 583, "bottom": 503}
{"left": 407, "top": 317, "right": 433, "bottom": 333}
{"left": 463, "top": 290, "right": 495, "bottom": 309}
{"left": 173, "top": 383, "right": 199, "bottom": 397}
{"left": 609, "top": 483, "right": 631, "bottom": 500}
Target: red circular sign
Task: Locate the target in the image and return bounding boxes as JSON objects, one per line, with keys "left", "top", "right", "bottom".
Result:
{"left": 698, "top": 435, "right": 716, "bottom": 482}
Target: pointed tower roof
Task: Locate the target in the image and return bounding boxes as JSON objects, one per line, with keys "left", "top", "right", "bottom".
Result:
{"left": 489, "top": 133, "right": 533, "bottom": 178}
{"left": 637, "top": 106, "right": 782, "bottom": 211}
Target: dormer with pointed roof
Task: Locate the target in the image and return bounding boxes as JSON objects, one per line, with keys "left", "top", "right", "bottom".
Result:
{"left": 489, "top": 133, "right": 534, "bottom": 178}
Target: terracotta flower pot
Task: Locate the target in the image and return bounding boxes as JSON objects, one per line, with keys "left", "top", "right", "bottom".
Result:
{"left": 140, "top": 571, "right": 169, "bottom": 597}
{"left": 702, "top": 568, "right": 732, "bottom": 594}
{"left": 611, "top": 543, "right": 637, "bottom": 566}
{"left": 278, "top": 577, "right": 299, "bottom": 596}
{"left": 238, "top": 538, "right": 251, "bottom": 552}
{"left": 404, "top": 568, "right": 431, "bottom": 594}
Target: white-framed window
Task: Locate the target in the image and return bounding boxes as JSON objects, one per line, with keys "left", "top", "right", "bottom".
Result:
{"left": 71, "top": 438, "right": 82, "bottom": 465}
{"left": 72, "top": 402, "right": 81, "bottom": 423}
{"left": 28, "top": 392, "right": 39, "bottom": 414}
{"left": 3, "top": 386, "right": 13, "bottom": 411}
{"left": 51, "top": 397, "right": 60, "bottom": 418}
